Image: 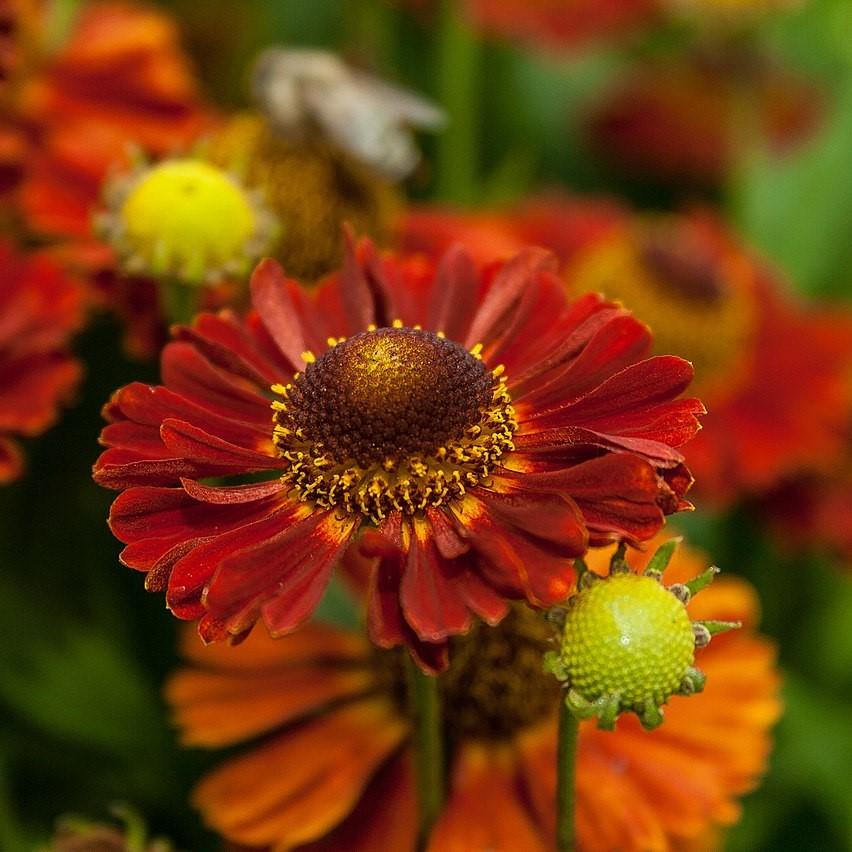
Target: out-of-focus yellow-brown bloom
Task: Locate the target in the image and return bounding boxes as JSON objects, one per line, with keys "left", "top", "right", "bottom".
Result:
{"left": 166, "top": 532, "right": 780, "bottom": 851}
{"left": 207, "top": 113, "right": 401, "bottom": 282}
{"left": 402, "top": 199, "right": 852, "bottom": 507}
{"left": 560, "top": 208, "right": 852, "bottom": 506}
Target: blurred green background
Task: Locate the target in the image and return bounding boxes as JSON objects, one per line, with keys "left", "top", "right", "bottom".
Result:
{"left": 2, "top": 0, "right": 852, "bottom": 849}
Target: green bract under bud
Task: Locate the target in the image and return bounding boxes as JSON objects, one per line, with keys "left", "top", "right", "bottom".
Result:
{"left": 545, "top": 541, "right": 738, "bottom": 731}
{"left": 97, "top": 157, "right": 278, "bottom": 286}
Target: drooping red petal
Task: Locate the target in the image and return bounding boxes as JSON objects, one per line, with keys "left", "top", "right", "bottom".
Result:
{"left": 400, "top": 518, "right": 472, "bottom": 643}
{"left": 496, "top": 455, "right": 668, "bottom": 545}
{"left": 166, "top": 502, "right": 310, "bottom": 620}
{"left": 451, "top": 489, "right": 583, "bottom": 606}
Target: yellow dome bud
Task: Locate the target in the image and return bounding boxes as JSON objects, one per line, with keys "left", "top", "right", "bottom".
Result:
{"left": 99, "top": 157, "right": 278, "bottom": 286}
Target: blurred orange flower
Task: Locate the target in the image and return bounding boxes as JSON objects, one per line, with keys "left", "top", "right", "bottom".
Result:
{"left": 589, "top": 52, "right": 821, "bottom": 188}
{"left": 1, "top": 2, "right": 215, "bottom": 357}
{"left": 167, "top": 535, "right": 780, "bottom": 851}
{"left": 0, "top": 240, "right": 85, "bottom": 482}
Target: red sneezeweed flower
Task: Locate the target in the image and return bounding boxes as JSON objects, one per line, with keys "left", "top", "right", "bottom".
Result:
{"left": 93, "top": 236, "right": 703, "bottom": 670}
{"left": 589, "top": 52, "right": 821, "bottom": 188}
{"left": 166, "top": 535, "right": 781, "bottom": 851}
{"left": 0, "top": 239, "right": 85, "bottom": 482}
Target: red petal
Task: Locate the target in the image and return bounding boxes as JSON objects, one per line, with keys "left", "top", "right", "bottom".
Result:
{"left": 400, "top": 518, "right": 471, "bottom": 642}
{"left": 427, "top": 245, "right": 480, "bottom": 341}
{"left": 499, "top": 455, "right": 667, "bottom": 544}
{"left": 452, "top": 489, "right": 583, "bottom": 606}
{"left": 249, "top": 258, "right": 310, "bottom": 370}
{"left": 464, "top": 248, "right": 556, "bottom": 349}
{"left": 161, "top": 341, "right": 270, "bottom": 425}
{"left": 517, "top": 313, "right": 652, "bottom": 411}
{"left": 159, "top": 418, "right": 281, "bottom": 469}
{"left": 109, "top": 484, "right": 286, "bottom": 545}
{"left": 166, "top": 503, "right": 308, "bottom": 618}
{"left": 202, "top": 510, "right": 359, "bottom": 637}
{"left": 175, "top": 313, "right": 284, "bottom": 387}
{"left": 340, "top": 228, "right": 381, "bottom": 331}
{"left": 562, "top": 355, "right": 695, "bottom": 423}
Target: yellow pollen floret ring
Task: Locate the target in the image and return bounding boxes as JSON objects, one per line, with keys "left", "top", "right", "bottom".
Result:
{"left": 270, "top": 324, "right": 518, "bottom": 524}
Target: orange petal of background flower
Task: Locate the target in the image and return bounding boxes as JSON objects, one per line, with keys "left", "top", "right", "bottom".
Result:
{"left": 167, "top": 663, "right": 375, "bottom": 748}
{"left": 193, "top": 698, "right": 406, "bottom": 850}
{"left": 429, "top": 741, "right": 548, "bottom": 852}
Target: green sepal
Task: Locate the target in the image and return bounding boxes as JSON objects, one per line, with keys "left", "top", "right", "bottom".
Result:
{"left": 697, "top": 619, "right": 742, "bottom": 637}
{"left": 638, "top": 701, "right": 665, "bottom": 731}
{"left": 684, "top": 566, "right": 720, "bottom": 598}
{"left": 643, "top": 537, "right": 682, "bottom": 577}
{"left": 596, "top": 694, "right": 622, "bottom": 731}
{"left": 679, "top": 666, "right": 707, "bottom": 695}
{"left": 564, "top": 689, "right": 623, "bottom": 731}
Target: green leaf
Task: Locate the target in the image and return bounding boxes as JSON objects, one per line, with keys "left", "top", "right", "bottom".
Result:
{"left": 732, "top": 77, "right": 852, "bottom": 298}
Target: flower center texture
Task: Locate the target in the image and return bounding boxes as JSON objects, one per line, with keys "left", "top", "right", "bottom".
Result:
{"left": 271, "top": 326, "right": 518, "bottom": 523}
{"left": 440, "top": 606, "right": 560, "bottom": 740}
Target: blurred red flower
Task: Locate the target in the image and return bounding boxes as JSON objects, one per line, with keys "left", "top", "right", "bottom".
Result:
{"left": 399, "top": 0, "right": 658, "bottom": 51}
{"left": 464, "top": 0, "right": 658, "bottom": 50}
{"left": 589, "top": 52, "right": 821, "bottom": 188}
{"left": 0, "top": 240, "right": 85, "bottom": 482}
{"left": 166, "top": 535, "right": 780, "bottom": 851}
{"left": 94, "top": 238, "right": 702, "bottom": 670}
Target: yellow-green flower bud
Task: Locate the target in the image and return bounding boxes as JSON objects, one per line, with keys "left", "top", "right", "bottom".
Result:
{"left": 545, "top": 540, "right": 738, "bottom": 731}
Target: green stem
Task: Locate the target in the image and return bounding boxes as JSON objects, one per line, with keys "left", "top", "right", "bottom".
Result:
{"left": 556, "top": 698, "right": 580, "bottom": 852}
{"left": 435, "top": 0, "right": 481, "bottom": 206}
{"left": 161, "top": 280, "right": 200, "bottom": 327}
{"left": 405, "top": 656, "right": 445, "bottom": 848}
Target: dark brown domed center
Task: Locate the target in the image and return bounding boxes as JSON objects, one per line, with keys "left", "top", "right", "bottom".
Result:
{"left": 640, "top": 233, "right": 726, "bottom": 305}
{"left": 287, "top": 327, "right": 494, "bottom": 468}
{"left": 440, "top": 606, "right": 560, "bottom": 741}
